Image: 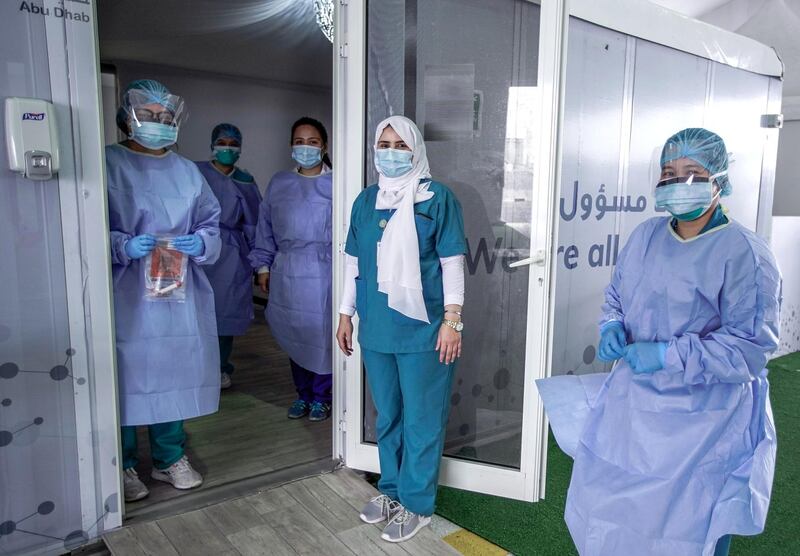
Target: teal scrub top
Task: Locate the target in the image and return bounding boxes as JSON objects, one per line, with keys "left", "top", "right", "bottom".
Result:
{"left": 345, "top": 181, "right": 467, "bottom": 353}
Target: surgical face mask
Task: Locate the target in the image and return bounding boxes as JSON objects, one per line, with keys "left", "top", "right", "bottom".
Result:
{"left": 213, "top": 145, "right": 241, "bottom": 166}
{"left": 292, "top": 145, "right": 323, "bottom": 169}
{"left": 130, "top": 121, "right": 178, "bottom": 150}
{"left": 655, "top": 174, "right": 723, "bottom": 221}
{"left": 375, "top": 148, "right": 413, "bottom": 178}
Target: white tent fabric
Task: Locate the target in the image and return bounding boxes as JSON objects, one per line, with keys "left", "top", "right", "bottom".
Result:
{"left": 657, "top": 0, "right": 800, "bottom": 97}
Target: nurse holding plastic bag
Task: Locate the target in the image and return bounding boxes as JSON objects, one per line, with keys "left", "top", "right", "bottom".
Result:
{"left": 106, "top": 79, "right": 222, "bottom": 503}
{"left": 537, "top": 128, "right": 781, "bottom": 556}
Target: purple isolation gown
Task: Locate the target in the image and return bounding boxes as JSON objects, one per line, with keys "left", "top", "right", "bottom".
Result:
{"left": 250, "top": 170, "right": 333, "bottom": 376}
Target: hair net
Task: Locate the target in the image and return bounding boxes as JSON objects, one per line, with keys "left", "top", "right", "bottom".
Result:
{"left": 660, "top": 128, "right": 731, "bottom": 196}
{"left": 211, "top": 123, "right": 242, "bottom": 146}
{"left": 124, "top": 79, "right": 172, "bottom": 106}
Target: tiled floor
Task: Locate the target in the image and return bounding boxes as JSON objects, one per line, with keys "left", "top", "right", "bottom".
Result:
{"left": 105, "top": 468, "right": 460, "bottom": 555}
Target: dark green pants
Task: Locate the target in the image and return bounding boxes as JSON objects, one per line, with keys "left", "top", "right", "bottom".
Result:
{"left": 219, "top": 335, "right": 235, "bottom": 375}
{"left": 121, "top": 421, "right": 185, "bottom": 470}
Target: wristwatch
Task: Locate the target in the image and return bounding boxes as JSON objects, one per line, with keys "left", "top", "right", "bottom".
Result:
{"left": 444, "top": 319, "right": 464, "bottom": 333}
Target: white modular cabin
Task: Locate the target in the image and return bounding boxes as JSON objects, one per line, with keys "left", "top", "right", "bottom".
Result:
{"left": 0, "top": 0, "right": 782, "bottom": 553}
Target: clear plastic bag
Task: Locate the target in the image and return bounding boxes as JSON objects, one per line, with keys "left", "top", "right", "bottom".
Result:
{"left": 144, "top": 236, "right": 188, "bottom": 302}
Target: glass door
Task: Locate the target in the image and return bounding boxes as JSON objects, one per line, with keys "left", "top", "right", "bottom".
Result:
{"left": 333, "top": 0, "right": 564, "bottom": 501}
{"left": 0, "top": 1, "right": 121, "bottom": 553}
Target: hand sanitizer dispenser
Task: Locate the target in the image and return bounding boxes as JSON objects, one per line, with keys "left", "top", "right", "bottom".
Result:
{"left": 5, "top": 97, "right": 60, "bottom": 181}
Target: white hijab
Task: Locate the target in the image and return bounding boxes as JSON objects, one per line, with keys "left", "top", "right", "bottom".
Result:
{"left": 374, "top": 115, "right": 434, "bottom": 323}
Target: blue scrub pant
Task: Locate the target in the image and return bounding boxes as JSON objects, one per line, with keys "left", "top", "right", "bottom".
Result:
{"left": 362, "top": 349, "right": 455, "bottom": 516}
{"left": 290, "top": 359, "right": 333, "bottom": 404}
{"left": 218, "top": 335, "right": 234, "bottom": 375}
{"left": 121, "top": 421, "right": 185, "bottom": 471}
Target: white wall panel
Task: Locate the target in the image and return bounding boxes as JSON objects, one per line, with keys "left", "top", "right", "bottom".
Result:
{"left": 552, "top": 16, "right": 779, "bottom": 377}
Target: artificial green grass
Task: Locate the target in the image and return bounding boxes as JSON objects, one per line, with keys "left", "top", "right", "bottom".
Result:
{"left": 435, "top": 352, "right": 800, "bottom": 555}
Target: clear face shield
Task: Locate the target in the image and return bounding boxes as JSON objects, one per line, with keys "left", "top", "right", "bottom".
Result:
{"left": 124, "top": 89, "right": 187, "bottom": 131}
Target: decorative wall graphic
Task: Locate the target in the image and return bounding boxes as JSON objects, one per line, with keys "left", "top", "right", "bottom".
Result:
{"left": 0, "top": 417, "right": 44, "bottom": 448}
{"left": 0, "top": 349, "right": 85, "bottom": 385}
{"left": 772, "top": 218, "right": 800, "bottom": 357}
{"left": 778, "top": 304, "right": 799, "bottom": 356}
{"left": 0, "top": 350, "right": 113, "bottom": 553}
{"left": 0, "top": 499, "right": 113, "bottom": 551}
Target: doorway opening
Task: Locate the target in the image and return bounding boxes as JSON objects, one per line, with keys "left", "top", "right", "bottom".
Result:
{"left": 96, "top": 0, "right": 335, "bottom": 520}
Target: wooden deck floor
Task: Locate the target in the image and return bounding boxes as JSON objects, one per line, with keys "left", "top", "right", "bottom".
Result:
{"left": 125, "top": 309, "right": 333, "bottom": 517}
{"left": 105, "top": 468, "right": 460, "bottom": 555}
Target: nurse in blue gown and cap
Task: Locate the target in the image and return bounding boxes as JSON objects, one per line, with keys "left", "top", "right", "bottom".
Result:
{"left": 107, "top": 79, "right": 222, "bottom": 503}
{"left": 540, "top": 128, "right": 781, "bottom": 556}
{"left": 250, "top": 117, "right": 334, "bottom": 422}
{"left": 336, "top": 115, "right": 467, "bottom": 543}
{"left": 195, "top": 123, "right": 262, "bottom": 390}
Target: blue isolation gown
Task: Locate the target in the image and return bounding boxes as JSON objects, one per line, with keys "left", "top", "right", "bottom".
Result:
{"left": 195, "top": 161, "right": 262, "bottom": 336}
{"left": 107, "top": 144, "right": 222, "bottom": 426}
{"left": 249, "top": 170, "right": 332, "bottom": 375}
{"left": 541, "top": 216, "right": 780, "bottom": 556}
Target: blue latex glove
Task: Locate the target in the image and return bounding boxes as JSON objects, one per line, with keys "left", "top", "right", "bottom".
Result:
{"left": 598, "top": 321, "right": 627, "bottom": 362}
{"left": 623, "top": 342, "right": 667, "bottom": 374}
{"left": 171, "top": 234, "right": 205, "bottom": 257}
{"left": 124, "top": 234, "right": 156, "bottom": 260}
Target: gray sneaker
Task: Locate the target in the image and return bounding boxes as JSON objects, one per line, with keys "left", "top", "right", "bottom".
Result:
{"left": 381, "top": 508, "right": 431, "bottom": 543}
{"left": 123, "top": 468, "right": 149, "bottom": 502}
{"left": 220, "top": 372, "right": 232, "bottom": 390}
{"left": 359, "top": 494, "right": 401, "bottom": 524}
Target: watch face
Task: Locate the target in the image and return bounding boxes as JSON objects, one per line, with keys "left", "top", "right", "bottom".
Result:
{"left": 455, "top": 322, "right": 464, "bottom": 332}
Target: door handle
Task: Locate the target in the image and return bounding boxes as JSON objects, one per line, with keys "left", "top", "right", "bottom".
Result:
{"left": 509, "top": 249, "right": 547, "bottom": 268}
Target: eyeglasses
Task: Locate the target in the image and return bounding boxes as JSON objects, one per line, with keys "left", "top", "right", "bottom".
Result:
{"left": 133, "top": 108, "right": 175, "bottom": 125}
{"left": 656, "top": 176, "right": 712, "bottom": 188}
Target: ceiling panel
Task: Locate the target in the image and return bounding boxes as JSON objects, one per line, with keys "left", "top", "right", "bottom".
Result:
{"left": 98, "top": 0, "right": 333, "bottom": 89}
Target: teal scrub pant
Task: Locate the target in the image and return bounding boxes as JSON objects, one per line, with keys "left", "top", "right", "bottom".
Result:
{"left": 121, "top": 420, "right": 185, "bottom": 471}
{"left": 219, "top": 335, "right": 235, "bottom": 375}
{"left": 714, "top": 535, "right": 731, "bottom": 556}
{"left": 362, "top": 349, "right": 455, "bottom": 516}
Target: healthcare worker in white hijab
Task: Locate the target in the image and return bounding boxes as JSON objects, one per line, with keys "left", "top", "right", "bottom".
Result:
{"left": 336, "top": 116, "right": 467, "bottom": 543}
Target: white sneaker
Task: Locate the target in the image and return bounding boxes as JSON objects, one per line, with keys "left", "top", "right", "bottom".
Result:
{"left": 220, "top": 372, "right": 232, "bottom": 390}
{"left": 123, "top": 468, "right": 149, "bottom": 502}
{"left": 151, "top": 456, "right": 203, "bottom": 490}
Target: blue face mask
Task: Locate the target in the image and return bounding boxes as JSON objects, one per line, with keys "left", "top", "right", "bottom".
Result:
{"left": 375, "top": 148, "right": 413, "bottom": 178}
{"left": 130, "top": 121, "right": 178, "bottom": 150}
{"left": 655, "top": 175, "right": 721, "bottom": 221}
{"left": 292, "top": 145, "right": 323, "bottom": 169}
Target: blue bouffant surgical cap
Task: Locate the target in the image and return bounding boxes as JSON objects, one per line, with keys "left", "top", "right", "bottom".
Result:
{"left": 122, "top": 79, "right": 174, "bottom": 109}
{"left": 211, "top": 123, "right": 242, "bottom": 145}
{"left": 660, "top": 128, "right": 731, "bottom": 196}
{"left": 116, "top": 79, "right": 180, "bottom": 134}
